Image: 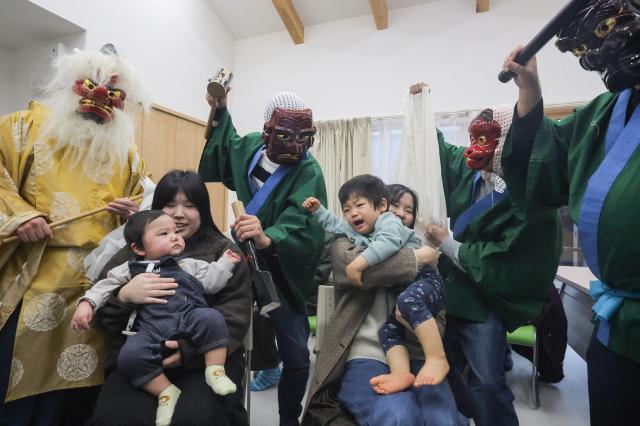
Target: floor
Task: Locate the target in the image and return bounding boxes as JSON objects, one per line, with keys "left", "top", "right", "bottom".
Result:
{"left": 248, "top": 339, "right": 590, "bottom": 426}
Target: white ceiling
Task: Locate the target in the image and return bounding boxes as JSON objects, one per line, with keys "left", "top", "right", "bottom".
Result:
{"left": 206, "top": 0, "right": 436, "bottom": 40}
{"left": 0, "top": 0, "right": 83, "bottom": 49}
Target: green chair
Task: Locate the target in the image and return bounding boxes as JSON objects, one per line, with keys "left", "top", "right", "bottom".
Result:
{"left": 308, "top": 315, "right": 317, "bottom": 335}
{"left": 506, "top": 325, "right": 540, "bottom": 408}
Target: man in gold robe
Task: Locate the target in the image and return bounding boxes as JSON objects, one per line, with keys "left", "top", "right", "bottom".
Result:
{"left": 0, "top": 44, "right": 147, "bottom": 425}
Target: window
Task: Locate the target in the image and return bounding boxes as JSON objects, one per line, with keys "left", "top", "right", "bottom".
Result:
{"left": 371, "top": 110, "right": 479, "bottom": 180}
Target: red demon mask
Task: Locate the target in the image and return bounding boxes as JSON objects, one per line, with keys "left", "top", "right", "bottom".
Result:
{"left": 72, "top": 75, "right": 126, "bottom": 124}
{"left": 464, "top": 118, "right": 502, "bottom": 170}
{"left": 261, "top": 107, "right": 315, "bottom": 164}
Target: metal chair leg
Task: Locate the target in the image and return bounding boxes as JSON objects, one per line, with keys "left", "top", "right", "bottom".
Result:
{"left": 243, "top": 300, "right": 253, "bottom": 423}
{"left": 244, "top": 349, "right": 252, "bottom": 422}
{"left": 531, "top": 328, "right": 540, "bottom": 408}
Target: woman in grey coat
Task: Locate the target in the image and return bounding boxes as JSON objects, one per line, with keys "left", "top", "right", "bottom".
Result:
{"left": 303, "top": 184, "right": 466, "bottom": 425}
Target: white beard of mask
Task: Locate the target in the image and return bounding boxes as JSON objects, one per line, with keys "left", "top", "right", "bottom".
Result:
{"left": 38, "top": 86, "right": 136, "bottom": 183}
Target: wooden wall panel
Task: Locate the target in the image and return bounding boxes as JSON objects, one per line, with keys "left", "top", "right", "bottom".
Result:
{"left": 134, "top": 106, "right": 144, "bottom": 153}
{"left": 141, "top": 108, "right": 177, "bottom": 182}
{"left": 174, "top": 119, "right": 205, "bottom": 171}
{"left": 135, "top": 104, "right": 228, "bottom": 228}
{"left": 174, "top": 118, "right": 229, "bottom": 231}
{"left": 206, "top": 182, "right": 228, "bottom": 232}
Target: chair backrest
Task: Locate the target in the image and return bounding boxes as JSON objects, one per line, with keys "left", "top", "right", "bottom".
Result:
{"left": 315, "top": 285, "right": 336, "bottom": 352}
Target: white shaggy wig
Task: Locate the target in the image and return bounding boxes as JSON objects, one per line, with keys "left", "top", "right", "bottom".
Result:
{"left": 38, "top": 45, "right": 150, "bottom": 181}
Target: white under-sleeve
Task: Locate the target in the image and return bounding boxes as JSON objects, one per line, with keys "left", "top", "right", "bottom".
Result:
{"left": 440, "top": 236, "right": 465, "bottom": 272}
{"left": 187, "top": 258, "right": 235, "bottom": 294}
{"left": 81, "top": 261, "right": 131, "bottom": 310}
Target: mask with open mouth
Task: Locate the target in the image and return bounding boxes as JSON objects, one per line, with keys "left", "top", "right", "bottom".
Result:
{"left": 464, "top": 114, "right": 502, "bottom": 170}
{"left": 72, "top": 76, "right": 126, "bottom": 123}
{"left": 262, "top": 107, "right": 315, "bottom": 165}
{"left": 556, "top": 0, "right": 640, "bottom": 92}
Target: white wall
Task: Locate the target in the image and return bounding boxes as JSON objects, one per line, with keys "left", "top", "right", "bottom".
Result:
{"left": 0, "top": 45, "right": 14, "bottom": 114}
{"left": 230, "top": 0, "right": 605, "bottom": 134}
{"left": 31, "top": 0, "right": 235, "bottom": 121}
{"left": 6, "top": 32, "right": 85, "bottom": 114}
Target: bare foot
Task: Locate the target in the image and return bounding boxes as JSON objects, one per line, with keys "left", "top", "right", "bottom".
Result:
{"left": 369, "top": 372, "right": 415, "bottom": 394}
{"left": 414, "top": 356, "right": 449, "bottom": 387}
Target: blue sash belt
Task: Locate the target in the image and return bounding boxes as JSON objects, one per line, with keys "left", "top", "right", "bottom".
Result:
{"left": 452, "top": 172, "right": 508, "bottom": 239}
{"left": 591, "top": 280, "right": 640, "bottom": 321}
{"left": 245, "top": 148, "right": 293, "bottom": 215}
{"left": 591, "top": 280, "right": 640, "bottom": 344}
{"left": 579, "top": 89, "right": 640, "bottom": 346}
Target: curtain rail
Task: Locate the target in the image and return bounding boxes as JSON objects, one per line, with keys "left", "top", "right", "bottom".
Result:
{"left": 370, "top": 100, "right": 588, "bottom": 121}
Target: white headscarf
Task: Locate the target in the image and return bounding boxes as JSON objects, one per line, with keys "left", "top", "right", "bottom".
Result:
{"left": 480, "top": 105, "right": 513, "bottom": 193}
{"left": 263, "top": 91, "right": 307, "bottom": 122}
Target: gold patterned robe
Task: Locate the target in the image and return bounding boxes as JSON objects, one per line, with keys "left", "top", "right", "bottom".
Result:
{"left": 0, "top": 101, "right": 145, "bottom": 401}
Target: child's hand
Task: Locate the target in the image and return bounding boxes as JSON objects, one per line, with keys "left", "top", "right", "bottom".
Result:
{"left": 302, "top": 197, "right": 321, "bottom": 213}
{"left": 346, "top": 262, "right": 363, "bottom": 286}
{"left": 346, "top": 255, "right": 368, "bottom": 286}
{"left": 425, "top": 223, "right": 449, "bottom": 247}
{"left": 409, "top": 82, "right": 429, "bottom": 95}
{"left": 71, "top": 300, "right": 94, "bottom": 332}
{"left": 414, "top": 246, "right": 438, "bottom": 268}
{"left": 223, "top": 249, "right": 241, "bottom": 265}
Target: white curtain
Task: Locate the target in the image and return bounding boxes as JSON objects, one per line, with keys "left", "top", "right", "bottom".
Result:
{"left": 313, "top": 107, "right": 481, "bottom": 218}
{"left": 311, "top": 118, "right": 372, "bottom": 215}
{"left": 371, "top": 117, "right": 404, "bottom": 183}
{"left": 393, "top": 91, "right": 447, "bottom": 232}
{"left": 371, "top": 107, "right": 482, "bottom": 230}
{"left": 436, "top": 109, "right": 482, "bottom": 148}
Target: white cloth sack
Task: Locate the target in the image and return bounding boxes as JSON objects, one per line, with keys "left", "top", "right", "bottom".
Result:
{"left": 394, "top": 90, "right": 448, "bottom": 233}
{"left": 84, "top": 176, "right": 156, "bottom": 281}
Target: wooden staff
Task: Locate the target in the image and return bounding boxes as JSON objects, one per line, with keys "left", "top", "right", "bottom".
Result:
{"left": 498, "top": 0, "right": 590, "bottom": 83}
{"left": 232, "top": 201, "right": 281, "bottom": 316}
{"left": 0, "top": 194, "right": 144, "bottom": 245}
{"left": 203, "top": 100, "right": 218, "bottom": 142}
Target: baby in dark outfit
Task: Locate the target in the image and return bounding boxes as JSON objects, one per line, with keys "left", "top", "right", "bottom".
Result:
{"left": 71, "top": 210, "right": 239, "bottom": 426}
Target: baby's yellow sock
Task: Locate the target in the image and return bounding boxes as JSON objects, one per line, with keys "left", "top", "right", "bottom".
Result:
{"left": 205, "top": 365, "right": 237, "bottom": 396}
{"left": 156, "top": 384, "right": 181, "bottom": 426}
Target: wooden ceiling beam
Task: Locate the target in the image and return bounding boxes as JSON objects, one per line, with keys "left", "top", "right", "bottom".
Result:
{"left": 476, "top": 0, "right": 490, "bottom": 13}
{"left": 369, "top": 0, "right": 388, "bottom": 30}
{"left": 272, "top": 0, "right": 304, "bottom": 44}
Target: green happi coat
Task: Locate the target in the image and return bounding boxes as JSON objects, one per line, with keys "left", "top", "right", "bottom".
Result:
{"left": 438, "top": 132, "right": 562, "bottom": 331}
{"left": 502, "top": 92, "right": 640, "bottom": 362}
{"left": 198, "top": 106, "right": 327, "bottom": 312}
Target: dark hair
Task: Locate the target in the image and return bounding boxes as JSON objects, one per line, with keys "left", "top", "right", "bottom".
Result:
{"left": 474, "top": 108, "right": 493, "bottom": 122}
{"left": 152, "top": 170, "right": 222, "bottom": 241}
{"left": 338, "top": 174, "right": 388, "bottom": 210}
{"left": 123, "top": 210, "right": 167, "bottom": 250}
{"left": 386, "top": 184, "right": 419, "bottom": 229}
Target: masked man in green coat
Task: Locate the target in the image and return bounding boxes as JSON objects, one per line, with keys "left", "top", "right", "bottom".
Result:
{"left": 199, "top": 90, "right": 327, "bottom": 426}
{"left": 501, "top": 1, "right": 640, "bottom": 424}
{"left": 411, "top": 83, "right": 562, "bottom": 426}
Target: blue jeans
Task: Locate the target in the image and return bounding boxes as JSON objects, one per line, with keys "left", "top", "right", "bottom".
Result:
{"left": 444, "top": 312, "right": 518, "bottom": 426}
{"left": 268, "top": 297, "right": 310, "bottom": 426}
{"left": 337, "top": 359, "right": 468, "bottom": 426}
